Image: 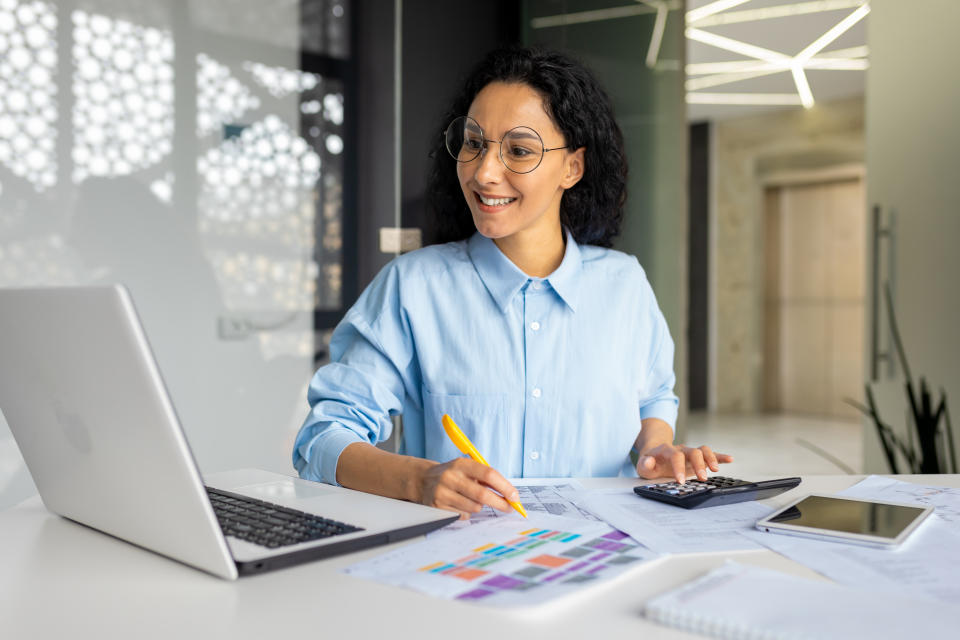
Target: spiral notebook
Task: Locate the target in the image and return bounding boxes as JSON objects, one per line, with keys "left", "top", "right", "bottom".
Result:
{"left": 644, "top": 561, "right": 950, "bottom": 639}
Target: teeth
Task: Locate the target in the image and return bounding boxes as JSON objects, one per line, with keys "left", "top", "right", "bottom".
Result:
{"left": 478, "top": 194, "right": 516, "bottom": 206}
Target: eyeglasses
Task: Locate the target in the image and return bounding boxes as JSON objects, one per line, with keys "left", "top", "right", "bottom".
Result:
{"left": 444, "top": 116, "right": 568, "bottom": 174}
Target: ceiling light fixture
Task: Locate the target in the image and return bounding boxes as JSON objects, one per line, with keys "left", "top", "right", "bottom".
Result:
{"left": 685, "top": 0, "right": 752, "bottom": 25}
{"left": 686, "top": 2, "right": 870, "bottom": 109}
{"left": 686, "top": 57, "right": 867, "bottom": 91}
{"left": 794, "top": 3, "right": 870, "bottom": 64}
{"left": 685, "top": 27, "right": 791, "bottom": 65}
{"left": 791, "top": 65, "right": 815, "bottom": 108}
{"left": 690, "top": 0, "right": 866, "bottom": 27}
{"left": 530, "top": 2, "right": 678, "bottom": 30}
{"left": 642, "top": 1, "right": 670, "bottom": 68}
{"left": 687, "top": 92, "right": 803, "bottom": 105}
{"left": 687, "top": 48, "right": 868, "bottom": 75}
{"left": 817, "top": 45, "right": 869, "bottom": 58}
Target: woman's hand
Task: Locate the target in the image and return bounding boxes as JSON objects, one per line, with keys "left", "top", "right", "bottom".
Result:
{"left": 636, "top": 443, "right": 733, "bottom": 484}
{"left": 417, "top": 457, "right": 520, "bottom": 520}
{"left": 335, "top": 443, "right": 519, "bottom": 519}
{"left": 633, "top": 417, "right": 733, "bottom": 484}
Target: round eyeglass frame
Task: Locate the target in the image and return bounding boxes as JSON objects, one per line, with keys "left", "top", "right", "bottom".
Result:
{"left": 443, "top": 116, "right": 569, "bottom": 175}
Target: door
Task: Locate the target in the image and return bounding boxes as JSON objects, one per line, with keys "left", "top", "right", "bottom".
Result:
{"left": 764, "top": 176, "right": 866, "bottom": 420}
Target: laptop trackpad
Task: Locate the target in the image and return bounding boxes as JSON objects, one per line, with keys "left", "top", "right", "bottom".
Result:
{"left": 234, "top": 478, "right": 339, "bottom": 502}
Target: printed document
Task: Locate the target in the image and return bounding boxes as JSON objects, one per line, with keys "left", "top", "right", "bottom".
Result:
{"left": 437, "top": 479, "right": 598, "bottom": 533}
{"left": 645, "top": 561, "right": 953, "bottom": 638}
{"left": 743, "top": 476, "right": 960, "bottom": 604}
{"left": 574, "top": 488, "right": 773, "bottom": 554}
{"left": 344, "top": 513, "right": 658, "bottom": 606}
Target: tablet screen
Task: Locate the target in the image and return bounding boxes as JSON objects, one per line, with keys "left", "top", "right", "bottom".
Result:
{"left": 767, "top": 495, "right": 927, "bottom": 539}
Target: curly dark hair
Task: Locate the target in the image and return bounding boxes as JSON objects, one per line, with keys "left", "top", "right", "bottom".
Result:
{"left": 425, "top": 46, "right": 627, "bottom": 248}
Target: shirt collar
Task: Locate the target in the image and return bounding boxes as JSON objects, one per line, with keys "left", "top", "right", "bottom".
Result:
{"left": 548, "top": 229, "right": 582, "bottom": 312}
{"left": 467, "top": 229, "right": 582, "bottom": 313}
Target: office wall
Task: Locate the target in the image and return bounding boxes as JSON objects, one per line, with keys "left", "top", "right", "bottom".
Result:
{"left": 863, "top": 0, "right": 960, "bottom": 472}
{"left": 0, "top": 0, "right": 333, "bottom": 508}
{"left": 523, "top": 1, "right": 689, "bottom": 435}
{"left": 710, "top": 96, "right": 864, "bottom": 412}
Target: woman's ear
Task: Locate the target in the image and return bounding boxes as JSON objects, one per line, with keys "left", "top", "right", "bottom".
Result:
{"left": 560, "top": 147, "right": 586, "bottom": 189}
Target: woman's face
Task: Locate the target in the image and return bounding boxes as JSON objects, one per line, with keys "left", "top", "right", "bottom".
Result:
{"left": 456, "top": 82, "right": 584, "bottom": 246}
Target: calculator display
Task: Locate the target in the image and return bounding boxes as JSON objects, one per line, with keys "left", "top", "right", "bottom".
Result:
{"left": 767, "top": 495, "right": 927, "bottom": 539}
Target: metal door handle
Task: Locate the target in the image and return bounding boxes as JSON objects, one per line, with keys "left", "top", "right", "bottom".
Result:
{"left": 870, "top": 205, "right": 895, "bottom": 380}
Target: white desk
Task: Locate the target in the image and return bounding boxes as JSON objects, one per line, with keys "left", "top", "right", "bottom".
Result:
{"left": 1, "top": 475, "right": 956, "bottom": 639}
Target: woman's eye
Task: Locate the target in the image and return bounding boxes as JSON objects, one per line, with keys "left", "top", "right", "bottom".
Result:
{"left": 508, "top": 146, "right": 534, "bottom": 158}
{"left": 464, "top": 138, "right": 482, "bottom": 151}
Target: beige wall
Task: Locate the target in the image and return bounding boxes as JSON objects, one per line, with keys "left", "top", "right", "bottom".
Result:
{"left": 863, "top": 0, "right": 960, "bottom": 473}
{"left": 711, "top": 96, "right": 864, "bottom": 412}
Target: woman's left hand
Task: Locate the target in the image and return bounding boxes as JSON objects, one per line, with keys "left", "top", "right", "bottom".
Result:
{"left": 636, "top": 443, "right": 733, "bottom": 484}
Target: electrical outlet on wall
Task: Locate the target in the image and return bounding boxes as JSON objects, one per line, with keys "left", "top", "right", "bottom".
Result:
{"left": 379, "top": 227, "right": 421, "bottom": 254}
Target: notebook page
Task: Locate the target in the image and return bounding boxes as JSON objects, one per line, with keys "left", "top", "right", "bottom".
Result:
{"left": 644, "top": 561, "right": 950, "bottom": 639}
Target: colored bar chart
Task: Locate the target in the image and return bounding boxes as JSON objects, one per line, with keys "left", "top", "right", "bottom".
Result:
{"left": 343, "top": 513, "right": 656, "bottom": 607}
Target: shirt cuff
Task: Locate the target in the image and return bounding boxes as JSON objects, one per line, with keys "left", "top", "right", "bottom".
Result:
{"left": 298, "top": 428, "right": 366, "bottom": 486}
{"left": 639, "top": 399, "right": 679, "bottom": 433}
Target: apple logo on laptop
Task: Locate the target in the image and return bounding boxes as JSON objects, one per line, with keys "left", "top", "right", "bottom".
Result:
{"left": 53, "top": 402, "right": 93, "bottom": 454}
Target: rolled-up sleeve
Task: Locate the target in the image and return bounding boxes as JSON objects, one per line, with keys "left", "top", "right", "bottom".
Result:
{"left": 292, "top": 262, "right": 417, "bottom": 485}
{"left": 636, "top": 272, "right": 679, "bottom": 431}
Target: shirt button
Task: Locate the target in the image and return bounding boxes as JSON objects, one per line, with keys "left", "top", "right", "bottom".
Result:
{"left": 531, "top": 281, "right": 542, "bottom": 290}
{"left": 530, "top": 451, "right": 540, "bottom": 460}
{"left": 530, "top": 321, "right": 540, "bottom": 331}
{"left": 531, "top": 388, "right": 542, "bottom": 398}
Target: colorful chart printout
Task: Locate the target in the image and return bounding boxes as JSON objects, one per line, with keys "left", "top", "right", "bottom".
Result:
{"left": 343, "top": 514, "right": 656, "bottom": 606}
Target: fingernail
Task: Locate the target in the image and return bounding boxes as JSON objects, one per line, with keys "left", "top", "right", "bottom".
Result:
{"left": 508, "top": 491, "right": 519, "bottom": 502}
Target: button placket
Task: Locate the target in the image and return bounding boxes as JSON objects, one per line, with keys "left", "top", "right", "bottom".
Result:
{"left": 522, "top": 278, "right": 554, "bottom": 474}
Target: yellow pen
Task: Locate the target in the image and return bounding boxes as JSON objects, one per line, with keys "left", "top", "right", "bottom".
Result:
{"left": 441, "top": 414, "right": 527, "bottom": 518}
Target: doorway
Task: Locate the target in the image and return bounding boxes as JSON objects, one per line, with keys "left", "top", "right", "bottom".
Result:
{"left": 763, "top": 172, "right": 866, "bottom": 420}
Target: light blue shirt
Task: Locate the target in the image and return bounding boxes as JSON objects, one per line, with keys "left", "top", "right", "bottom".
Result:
{"left": 293, "top": 231, "right": 678, "bottom": 484}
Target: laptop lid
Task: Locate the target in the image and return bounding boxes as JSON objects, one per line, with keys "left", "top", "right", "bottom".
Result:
{"left": 0, "top": 285, "right": 456, "bottom": 579}
{"left": 0, "top": 285, "right": 237, "bottom": 578}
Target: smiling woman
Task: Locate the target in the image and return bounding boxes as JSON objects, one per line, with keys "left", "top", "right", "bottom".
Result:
{"left": 292, "top": 46, "right": 733, "bottom": 519}
{"left": 451, "top": 81, "right": 583, "bottom": 276}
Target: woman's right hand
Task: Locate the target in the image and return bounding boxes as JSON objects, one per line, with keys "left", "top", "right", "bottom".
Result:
{"left": 417, "top": 457, "right": 520, "bottom": 519}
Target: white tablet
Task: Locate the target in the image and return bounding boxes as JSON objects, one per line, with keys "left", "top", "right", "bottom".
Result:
{"left": 755, "top": 494, "right": 934, "bottom": 548}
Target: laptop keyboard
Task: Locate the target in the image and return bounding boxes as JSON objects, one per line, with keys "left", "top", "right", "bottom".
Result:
{"left": 205, "top": 487, "right": 364, "bottom": 549}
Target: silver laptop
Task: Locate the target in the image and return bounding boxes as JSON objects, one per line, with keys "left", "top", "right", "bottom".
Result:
{"left": 0, "top": 285, "right": 456, "bottom": 579}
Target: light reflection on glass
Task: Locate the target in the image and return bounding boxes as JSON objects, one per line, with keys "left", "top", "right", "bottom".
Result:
{"left": 197, "top": 52, "right": 260, "bottom": 136}
{"left": 0, "top": 0, "right": 346, "bottom": 334}
{"left": 72, "top": 8, "right": 173, "bottom": 183}
{"left": 0, "top": 0, "right": 57, "bottom": 190}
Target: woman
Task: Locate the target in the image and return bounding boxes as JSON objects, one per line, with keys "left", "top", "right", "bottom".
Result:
{"left": 293, "top": 47, "right": 732, "bottom": 519}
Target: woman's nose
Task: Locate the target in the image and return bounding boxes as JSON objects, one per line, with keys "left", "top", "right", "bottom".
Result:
{"left": 473, "top": 143, "right": 504, "bottom": 183}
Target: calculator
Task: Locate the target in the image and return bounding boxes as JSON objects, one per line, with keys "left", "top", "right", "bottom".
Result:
{"left": 633, "top": 476, "right": 802, "bottom": 509}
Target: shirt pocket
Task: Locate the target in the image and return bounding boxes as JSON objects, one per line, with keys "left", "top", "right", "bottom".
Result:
{"left": 421, "top": 386, "right": 507, "bottom": 465}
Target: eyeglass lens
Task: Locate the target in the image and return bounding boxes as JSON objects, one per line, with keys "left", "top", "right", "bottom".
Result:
{"left": 444, "top": 116, "right": 545, "bottom": 174}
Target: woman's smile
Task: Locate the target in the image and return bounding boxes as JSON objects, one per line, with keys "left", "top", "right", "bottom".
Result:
{"left": 474, "top": 192, "right": 518, "bottom": 211}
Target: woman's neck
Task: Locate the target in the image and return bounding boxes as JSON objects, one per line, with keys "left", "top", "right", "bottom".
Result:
{"left": 493, "top": 225, "right": 566, "bottom": 278}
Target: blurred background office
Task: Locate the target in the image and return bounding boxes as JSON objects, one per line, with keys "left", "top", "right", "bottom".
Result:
{"left": 1, "top": 0, "right": 957, "bottom": 510}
